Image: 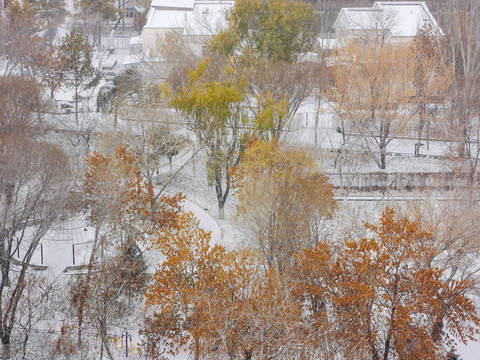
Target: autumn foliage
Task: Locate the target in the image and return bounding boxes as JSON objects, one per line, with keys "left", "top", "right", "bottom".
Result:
{"left": 231, "top": 139, "right": 336, "bottom": 272}
{"left": 297, "top": 207, "right": 480, "bottom": 360}
{"left": 143, "top": 206, "right": 480, "bottom": 360}
{"left": 143, "top": 211, "right": 316, "bottom": 360}
{"left": 73, "top": 147, "right": 185, "bottom": 348}
{"left": 84, "top": 146, "right": 184, "bottom": 239}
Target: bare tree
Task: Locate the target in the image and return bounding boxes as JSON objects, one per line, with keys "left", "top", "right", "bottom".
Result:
{"left": 437, "top": 0, "right": 480, "bottom": 180}
{"left": 0, "top": 1, "right": 45, "bottom": 77}
{"left": 13, "top": 274, "right": 57, "bottom": 360}
{"left": 336, "top": 6, "right": 398, "bottom": 48}
{"left": 0, "top": 133, "right": 72, "bottom": 359}
{"left": 0, "top": 76, "right": 46, "bottom": 133}
{"left": 403, "top": 189, "right": 480, "bottom": 286}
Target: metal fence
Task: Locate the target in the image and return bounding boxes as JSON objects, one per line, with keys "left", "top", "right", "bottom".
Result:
{"left": 326, "top": 172, "right": 468, "bottom": 192}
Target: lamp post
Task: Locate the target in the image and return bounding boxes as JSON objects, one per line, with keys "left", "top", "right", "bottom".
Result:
{"left": 122, "top": 331, "right": 132, "bottom": 357}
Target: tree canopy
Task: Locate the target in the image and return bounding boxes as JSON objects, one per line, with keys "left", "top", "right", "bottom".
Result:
{"left": 212, "top": 0, "right": 317, "bottom": 63}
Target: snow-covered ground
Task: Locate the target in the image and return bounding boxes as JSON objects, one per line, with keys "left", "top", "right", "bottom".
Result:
{"left": 5, "top": 4, "right": 478, "bottom": 355}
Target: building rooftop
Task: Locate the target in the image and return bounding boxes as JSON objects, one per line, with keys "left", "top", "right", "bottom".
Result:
{"left": 144, "top": 0, "right": 234, "bottom": 36}
{"left": 334, "top": 1, "right": 443, "bottom": 38}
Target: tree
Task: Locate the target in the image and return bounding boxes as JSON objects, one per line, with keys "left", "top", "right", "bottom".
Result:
{"left": 97, "top": 67, "right": 143, "bottom": 127}
{"left": 96, "top": 126, "right": 187, "bottom": 193}
{"left": 0, "top": 0, "right": 45, "bottom": 77}
{"left": 331, "top": 43, "right": 415, "bottom": 169}
{"left": 71, "top": 239, "right": 148, "bottom": 359}
{"left": 74, "top": 147, "right": 184, "bottom": 348}
{"left": 247, "top": 60, "right": 317, "bottom": 140}
{"left": 231, "top": 139, "right": 336, "bottom": 273}
{"left": 168, "top": 58, "right": 249, "bottom": 219}
{"left": 12, "top": 273, "right": 57, "bottom": 360}
{"left": 59, "top": 28, "right": 95, "bottom": 125}
{"left": 143, "top": 212, "right": 231, "bottom": 359}
{"left": 0, "top": 133, "right": 72, "bottom": 359}
{"left": 143, "top": 212, "right": 313, "bottom": 360}
{"left": 404, "top": 190, "right": 480, "bottom": 286}
{"left": 30, "top": 48, "right": 67, "bottom": 99}
{"left": 78, "top": 0, "right": 117, "bottom": 22}
{"left": 211, "top": 0, "right": 318, "bottom": 140}
{"left": 409, "top": 29, "right": 452, "bottom": 156}
{"left": 212, "top": 0, "right": 317, "bottom": 63}
{"left": 297, "top": 207, "right": 480, "bottom": 360}
{"left": 437, "top": 0, "right": 480, "bottom": 179}
{"left": 0, "top": 76, "right": 45, "bottom": 134}
{"left": 97, "top": 82, "right": 190, "bottom": 192}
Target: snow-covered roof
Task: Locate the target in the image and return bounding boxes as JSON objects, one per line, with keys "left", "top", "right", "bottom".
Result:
{"left": 373, "top": 2, "right": 443, "bottom": 36}
{"left": 146, "top": 9, "right": 189, "bottom": 30}
{"left": 144, "top": 0, "right": 234, "bottom": 36}
{"left": 334, "top": 1, "right": 443, "bottom": 38}
{"left": 151, "top": 0, "right": 195, "bottom": 9}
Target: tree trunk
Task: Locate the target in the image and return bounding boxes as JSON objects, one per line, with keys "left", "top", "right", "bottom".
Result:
{"left": 215, "top": 170, "right": 226, "bottom": 220}
{"left": 380, "top": 147, "right": 386, "bottom": 170}
{"left": 315, "top": 97, "right": 321, "bottom": 149}
{"left": 1, "top": 341, "right": 10, "bottom": 360}
{"left": 75, "top": 79, "right": 79, "bottom": 126}
{"left": 218, "top": 203, "right": 225, "bottom": 220}
{"left": 194, "top": 337, "right": 200, "bottom": 360}
{"left": 416, "top": 108, "right": 425, "bottom": 157}
{"left": 77, "top": 225, "right": 102, "bottom": 346}
{"left": 21, "top": 331, "right": 29, "bottom": 360}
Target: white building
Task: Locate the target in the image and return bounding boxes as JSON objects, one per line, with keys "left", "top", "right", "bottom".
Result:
{"left": 334, "top": 1, "right": 443, "bottom": 47}
{"left": 140, "top": 0, "right": 235, "bottom": 59}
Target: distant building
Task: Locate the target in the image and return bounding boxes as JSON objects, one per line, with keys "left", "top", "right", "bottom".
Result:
{"left": 334, "top": 1, "right": 443, "bottom": 47}
{"left": 140, "top": 0, "right": 235, "bottom": 59}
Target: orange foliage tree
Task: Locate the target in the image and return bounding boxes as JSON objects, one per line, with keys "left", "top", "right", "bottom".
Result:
{"left": 231, "top": 139, "right": 336, "bottom": 272}
{"left": 297, "top": 207, "right": 480, "bottom": 360}
{"left": 83, "top": 146, "right": 183, "bottom": 242}
{"left": 74, "top": 147, "right": 184, "bottom": 347}
{"left": 143, "top": 212, "right": 314, "bottom": 360}
{"left": 143, "top": 212, "right": 255, "bottom": 359}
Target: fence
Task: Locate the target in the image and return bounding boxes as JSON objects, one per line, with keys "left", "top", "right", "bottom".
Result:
{"left": 100, "top": 35, "right": 132, "bottom": 49}
{"left": 326, "top": 172, "right": 470, "bottom": 192}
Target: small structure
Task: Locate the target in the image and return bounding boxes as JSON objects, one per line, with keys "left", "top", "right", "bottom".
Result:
{"left": 334, "top": 1, "right": 443, "bottom": 47}
{"left": 140, "top": 0, "right": 235, "bottom": 59}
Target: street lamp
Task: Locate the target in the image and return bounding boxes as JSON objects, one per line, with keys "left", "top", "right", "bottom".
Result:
{"left": 122, "top": 331, "right": 132, "bottom": 357}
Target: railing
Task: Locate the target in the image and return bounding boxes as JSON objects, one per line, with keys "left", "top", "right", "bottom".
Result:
{"left": 326, "top": 172, "right": 468, "bottom": 192}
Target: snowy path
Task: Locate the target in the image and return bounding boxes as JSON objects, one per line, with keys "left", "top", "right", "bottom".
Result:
{"left": 181, "top": 197, "right": 222, "bottom": 243}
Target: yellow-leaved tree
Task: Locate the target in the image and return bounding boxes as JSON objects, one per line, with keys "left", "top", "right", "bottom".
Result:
{"left": 231, "top": 139, "right": 336, "bottom": 273}
{"left": 168, "top": 58, "right": 249, "bottom": 219}
{"left": 211, "top": 0, "right": 319, "bottom": 140}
